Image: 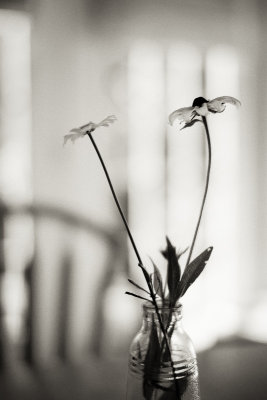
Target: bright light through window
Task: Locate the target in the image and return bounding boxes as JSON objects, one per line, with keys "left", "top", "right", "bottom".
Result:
{"left": 0, "top": 10, "right": 32, "bottom": 204}
{"left": 127, "top": 41, "right": 242, "bottom": 350}
{"left": 0, "top": 10, "right": 32, "bottom": 344}
{"left": 127, "top": 41, "right": 165, "bottom": 270}
{"left": 203, "top": 45, "right": 241, "bottom": 339}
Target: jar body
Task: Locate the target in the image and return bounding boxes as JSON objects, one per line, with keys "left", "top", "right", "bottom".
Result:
{"left": 126, "top": 303, "right": 200, "bottom": 400}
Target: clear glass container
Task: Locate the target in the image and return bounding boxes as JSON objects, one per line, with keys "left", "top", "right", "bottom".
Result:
{"left": 126, "top": 302, "right": 200, "bottom": 400}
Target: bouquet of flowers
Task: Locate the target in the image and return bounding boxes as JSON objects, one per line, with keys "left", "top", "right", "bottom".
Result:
{"left": 64, "top": 95, "right": 240, "bottom": 400}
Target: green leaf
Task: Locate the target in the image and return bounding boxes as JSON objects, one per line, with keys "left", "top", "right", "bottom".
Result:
{"left": 144, "top": 316, "right": 161, "bottom": 368}
{"left": 149, "top": 258, "right": 164, "bottom": 300}
{"left": 143, "top": 315, "right": 161, "bottom": 399}
{"left": 159, "top": 319, "right": 175, "bottom": 364}
{"left": 177, "top": 246, "right": 213, "bottom": 298}
{"left": 161, "top": 237, "right": 181, "bottom": 307}
{"left": 143, "top": 380, "right": 154, "bottom": 400}
{"left": 139, "top": 263, "right": 152, "bottom": 283}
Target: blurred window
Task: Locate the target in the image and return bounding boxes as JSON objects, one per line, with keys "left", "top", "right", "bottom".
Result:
{"left": 0, "top": 9, "right": 32, "bottom": 348}
{"left": 127, "top": 41, "right": 242, "bottom": 350}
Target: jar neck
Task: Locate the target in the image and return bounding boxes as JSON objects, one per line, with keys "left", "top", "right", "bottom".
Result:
{"left": 142, "top": 301, "right": 182, "bottom": 329}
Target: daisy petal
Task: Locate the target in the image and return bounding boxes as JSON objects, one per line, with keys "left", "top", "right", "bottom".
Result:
{"left": 95, "top": 115, "right": 117, "bottom": 128}
{"left": 70, "top": 128, "right": 84, "bottom": 134}
{"left": 208, "top": 96, "right": 241, "bottom": 113}
{"left": 168, "top": 107, "right": 196, "bottom": 125}
{"left": 64, "top": 115, "right": 117, "bottom": 145}
{"left": 63, "top": 131, "right": 86, "bottom": 145}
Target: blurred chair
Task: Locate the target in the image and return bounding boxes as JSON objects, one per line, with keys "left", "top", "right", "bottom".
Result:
{"left": 0, "top": 201, "right": 129, "bottom": 399}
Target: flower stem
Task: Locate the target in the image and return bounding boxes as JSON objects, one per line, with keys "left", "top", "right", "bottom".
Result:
{"left": 185, "top": 116, "right": 212, "bottom": 266}
{"left": 87, "top": 131, "right": 181, "bottom": 398}
{"left": 88, "top": 131, "right": 143, "bottom": 266}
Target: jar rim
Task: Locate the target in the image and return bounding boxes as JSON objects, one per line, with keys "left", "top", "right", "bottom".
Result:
{"left": 142, "top": 300, "right": 182, "bottom": 311}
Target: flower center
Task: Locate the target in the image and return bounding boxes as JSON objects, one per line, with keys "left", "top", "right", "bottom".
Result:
{"left": 192, "top": 97, "right": 208, "bottom": 107}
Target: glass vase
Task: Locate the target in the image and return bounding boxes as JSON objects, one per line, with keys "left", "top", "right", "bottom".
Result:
{"left": 126, "top": 302, "right": 200, "bottom": 400}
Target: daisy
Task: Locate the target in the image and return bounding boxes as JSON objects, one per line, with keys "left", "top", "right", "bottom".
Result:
{"left": 63, "top": 115, "right": 116, "bottom": 145}
{"left": 169, "top": 96, "right": 241, "bottom": 130}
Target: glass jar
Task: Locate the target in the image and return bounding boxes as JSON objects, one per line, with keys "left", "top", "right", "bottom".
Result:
{"left": 126, "top": 302, "right": 200, "bottom": 400}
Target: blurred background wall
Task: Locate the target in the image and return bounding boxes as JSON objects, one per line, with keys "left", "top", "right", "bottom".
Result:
{"left": 0, "top": 0, "right": 266, "bottom": 372}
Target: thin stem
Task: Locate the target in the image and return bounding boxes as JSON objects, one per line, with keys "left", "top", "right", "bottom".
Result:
{"left": 88, "top": 132, "right": 142, "bottom": 266}
{"left": 87, "top": 131, "right": 180, "bottom": 398}
{"left": 186, "top": 116, "right": 212, "bottom": 266}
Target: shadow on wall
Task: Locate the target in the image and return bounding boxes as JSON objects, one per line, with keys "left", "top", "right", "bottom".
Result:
{"left": 0, "top": 200, "right": 138, "bottom": 367}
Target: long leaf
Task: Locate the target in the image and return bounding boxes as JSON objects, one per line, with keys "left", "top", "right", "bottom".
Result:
{"left": 149, "top": 258, "right": 164, "bottom": 300}
{"left": 143, "top": 315, "right": 161, "bottom": 399}
{"left": 139, "top": 263, "right": 152, "bottom": 283}
{"left": 177, "top": 246, "right": 213, "bottom": 298}
{"left": 161, "top": 237, "right": 181, "bottom": 306}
